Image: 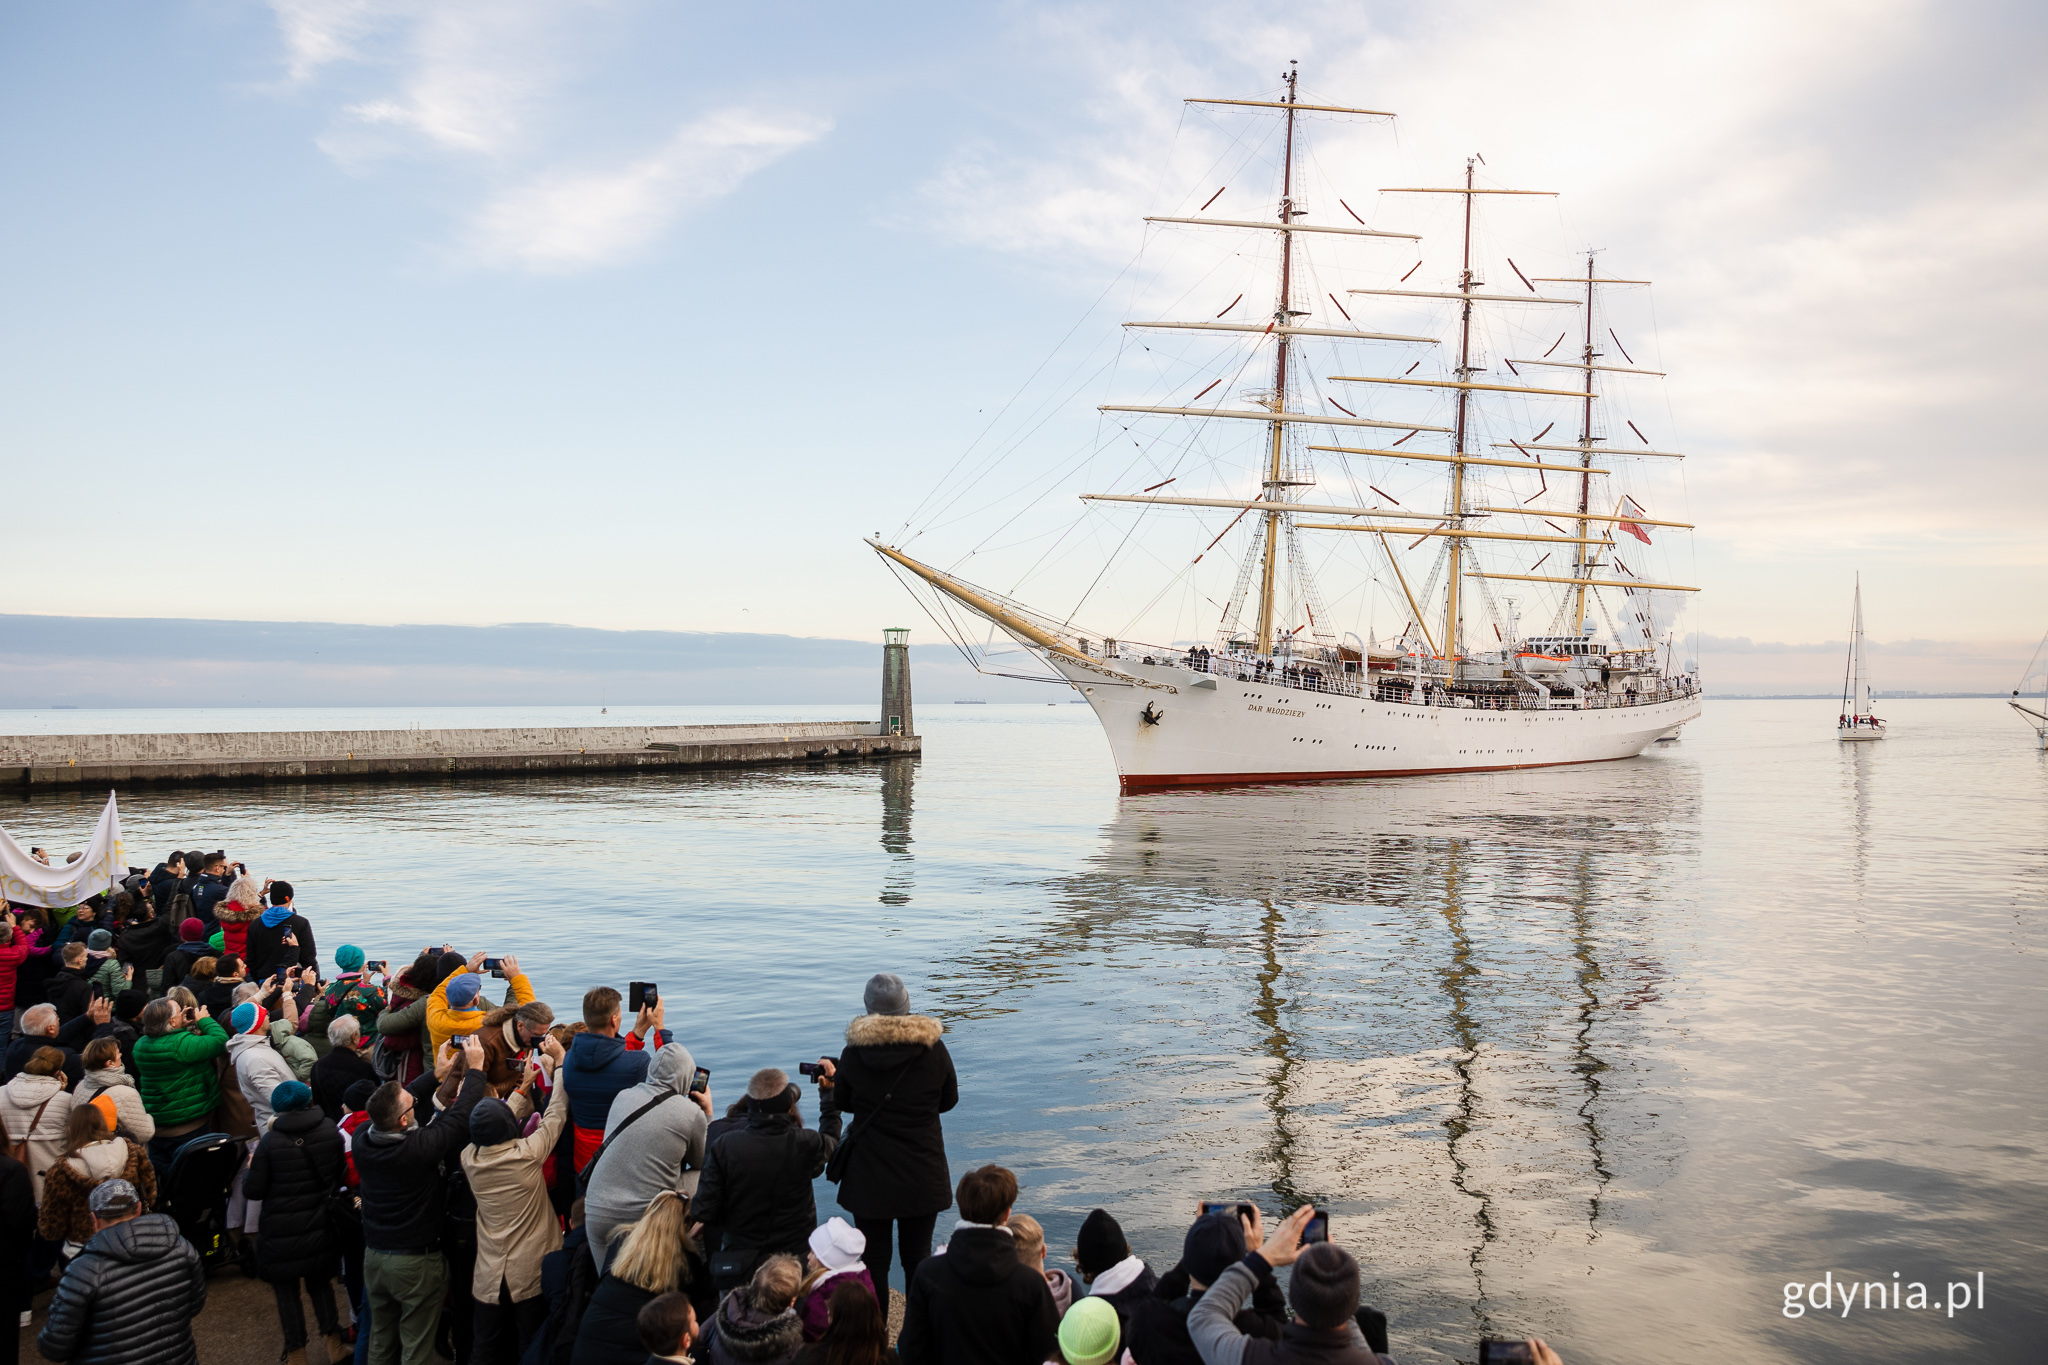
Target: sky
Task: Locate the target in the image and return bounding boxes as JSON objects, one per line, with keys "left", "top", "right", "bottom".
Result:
{"left": 1, "top": 0, "right": 2043, "bottom": 698}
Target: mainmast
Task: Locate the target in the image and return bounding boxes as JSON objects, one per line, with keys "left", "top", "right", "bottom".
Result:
{"left": 1253, "top": 63, "right": 1302, "bottom": 656}
{"left": 1571, "top": 250, "right": 1598, "bottom": 636}
{"left": 1444, "top": 158, "right": 1478, "bottom": 664}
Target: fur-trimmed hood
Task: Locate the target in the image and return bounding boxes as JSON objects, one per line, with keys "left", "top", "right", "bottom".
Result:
{"left": 845, "top": 1013, "right": 942, "bottom": 1048}
{"left": 710, "top": 1289, "right": 804, "bottom": 1365}
{"left": 213, "top": 901, "right": 263, "bottom": 926}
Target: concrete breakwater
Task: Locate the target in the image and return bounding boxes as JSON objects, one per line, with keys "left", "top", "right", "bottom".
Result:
{"left": 0, "top": 720, "right": 917, "bottom": 788}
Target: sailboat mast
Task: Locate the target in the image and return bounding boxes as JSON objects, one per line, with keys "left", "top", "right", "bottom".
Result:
{"left": 1443, "top": 158, "right": 1476, "bottom": 664}
{"left": 1253, "top": 63, "right": 1299, "bottom": 656}
{"left": 1852, "top": 574, "right": 1870, "bottom": 716}
{"left": 1571, "top": 250, "right": 1597, "bottom": 636}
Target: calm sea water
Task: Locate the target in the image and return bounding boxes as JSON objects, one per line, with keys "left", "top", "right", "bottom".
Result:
{"left": 4, "top": 700, "right": 2042, "bottom": 1364}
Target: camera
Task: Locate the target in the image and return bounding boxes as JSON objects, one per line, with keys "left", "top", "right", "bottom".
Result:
{"left": 689, "top": 1066, "right": 710, "bottom": 1095}
{"left": 798, "top": 1061, "right": 831, "bottom": 1081}
{"left": 483, "top": 957, "right": 505, "bottom": 978}
{"left": 628, "top": 981, "right": 659, "bottom": 1011}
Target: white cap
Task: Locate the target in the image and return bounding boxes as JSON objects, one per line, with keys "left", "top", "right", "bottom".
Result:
{"left": 808, "top": 1216, "right": 866, "bottom": 1272}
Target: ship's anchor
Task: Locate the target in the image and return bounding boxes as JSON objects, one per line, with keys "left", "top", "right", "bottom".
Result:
{"left": 1140, "top": 703, "right": 1162, "bottom": 726}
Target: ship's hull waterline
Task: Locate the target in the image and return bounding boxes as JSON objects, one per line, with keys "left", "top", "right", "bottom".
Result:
{"left": 1053, "top": 657, "right": 1701, "bottom": 790}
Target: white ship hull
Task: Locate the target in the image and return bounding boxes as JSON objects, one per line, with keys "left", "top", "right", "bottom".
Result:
{"left": 1837, "top": 725, "right": 1885, "bottom": 743}
{"left": 1054, "top": 657, "right": 1701, "bottom": 790}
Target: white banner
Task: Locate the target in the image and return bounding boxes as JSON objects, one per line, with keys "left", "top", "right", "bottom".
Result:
{"left": 0, "top": 791, "right": 126, "bottom": 908}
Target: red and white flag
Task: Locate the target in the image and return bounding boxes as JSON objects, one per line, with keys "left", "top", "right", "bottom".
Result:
{"left": 1619, "top": 498, "right": 1653, "bottom": 545}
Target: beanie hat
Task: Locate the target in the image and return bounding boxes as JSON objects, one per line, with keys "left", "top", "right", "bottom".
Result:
{"left": 208, "top": 930, "right": 224, "bottom": 952}
{"left": 180, "top": 918, "right": 205, "bottom": 942}
{"left": 1058, "top": 1298, "right": 1121, "bottom": 1365}
{"left": 862, "top": 972, "right": 910, "bottom": 1017}
{"left": 343, "top": 1079, "right": 378, "bottom": 1114}
{"left": 87, "top": 928, "right": 113, "bottom": 951}
{"left": 229, "top": 1002, "right": 268, "bottom": 1035}
{"left": 88, "top": 1178, "right": 141, "bottom": 1217}
{"left": 468, "top": 1098, "right": 521, "bottom": 1147}
{"left": 445, "top": 974, "right": 484, "bottom": 1009}
{"left": 1074, "top": 1208, "right": 1129, "bottom": 1278}
{"left": 808, "top": 1216, "right": 866, "bottom": 1272}
{"left": 335, "top": 944, "right": 365, "bottom": 973}
{"left": 1288, "top": 1242, "right": 1361, "bottom": 1332}
{"left": 114, "top": 989, "right": 147, "bottom": 1023}
{"left": 271, "top": 1080, "right": 313, "bottom": 1115}
{"left": 1182, "top": 1212, "right": 1248, "bottom": 1288}
{"left": 87, "top": 1093, "right": 120, "bottom": 1133}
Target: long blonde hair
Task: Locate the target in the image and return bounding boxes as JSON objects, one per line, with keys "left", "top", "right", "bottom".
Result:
{"left": 607, "top": 1192, "right": 699, "bottom": 1295}
{"left": 226, "top": 876, "right": 263, "bottom": 910}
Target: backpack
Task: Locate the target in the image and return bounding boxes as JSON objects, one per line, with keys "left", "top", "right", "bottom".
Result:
{"left": 366, "top": 1033, "right": 402, "bottom": 1083}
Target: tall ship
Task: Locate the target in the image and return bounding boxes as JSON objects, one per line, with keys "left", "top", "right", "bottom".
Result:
{"left": 874, "top": 67, "right": 1702, "bottom": 789}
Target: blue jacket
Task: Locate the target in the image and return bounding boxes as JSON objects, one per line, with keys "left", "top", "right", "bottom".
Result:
{"left": 189, "top": 875, "right": 231, "bottom": 929}
{"left": 559, "top": 1031, "right": 655, "bottom": 1131}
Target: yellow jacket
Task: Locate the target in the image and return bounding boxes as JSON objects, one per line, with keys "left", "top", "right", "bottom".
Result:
{"left": 426, "top": 968, "right": 535, "bottom": 1055}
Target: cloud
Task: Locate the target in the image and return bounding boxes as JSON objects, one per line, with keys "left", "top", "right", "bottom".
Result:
{"left": 261, "top": 0, "right": 829, "bottom": 271}
{"left": 464, "top": 110, "right": 831, "bottom": 272}
{"left": 894, "top": 0, "right": 2048, "bottom": 652}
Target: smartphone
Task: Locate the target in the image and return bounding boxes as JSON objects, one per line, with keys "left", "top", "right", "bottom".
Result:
{"left": 1478, "top": 1341, "right": 1534, "bottom": 1364}
{"left": 629, "top": 981, "right": 659, "bottom": 1011}
{"left": 689, "top": 1066, "right": 710, "bottom": 1095}
{"left": 1299, "top": 1213, "right": 1328, "bottom": 1244}
{"left": 482, "top": 957, "right": 504, "bottom": 977}
{"left": 89, "top": 982, "right": 106, "bottom": 1001}
{"left": 1200, "top": 1201, "right": 1258, "bottom": 1222}
{"left": 365, "top": 960, "right": 387, "bottom": 974}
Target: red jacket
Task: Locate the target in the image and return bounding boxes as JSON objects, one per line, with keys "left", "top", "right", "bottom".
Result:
{"left": 215, "top": 901, "right": 263, "bottom": 961}
{"left": 0, "top": 925, "right": 53, "bottom": 1011}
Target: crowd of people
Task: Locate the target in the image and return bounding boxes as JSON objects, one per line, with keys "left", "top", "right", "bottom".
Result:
{"left": 0, "top": 846, "right": 1566, "bottom": 1365}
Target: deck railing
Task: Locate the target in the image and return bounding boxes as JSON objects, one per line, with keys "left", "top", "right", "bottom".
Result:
{"left": 1169, "top": 650, "right": 1701, "bottom": 712}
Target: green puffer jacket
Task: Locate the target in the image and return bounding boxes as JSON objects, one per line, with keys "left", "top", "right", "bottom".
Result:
{"left": 133, "top": 1015, "right": 230, "bottom": 1125}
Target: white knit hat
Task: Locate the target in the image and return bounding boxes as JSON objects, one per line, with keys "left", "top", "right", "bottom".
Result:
{"left": 808, "top": 1216, "right": 866, "bottom": 1272}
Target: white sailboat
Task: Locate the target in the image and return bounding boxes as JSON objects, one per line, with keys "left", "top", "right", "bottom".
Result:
{"left": 2010, "top": 630, "right": 2048, "bottom": 751}
{"left": 1837, "top": 575, "right": 1885, "bottom": 742}
{"left": 873, "top": 67, "right": 1702, "bottom": 790}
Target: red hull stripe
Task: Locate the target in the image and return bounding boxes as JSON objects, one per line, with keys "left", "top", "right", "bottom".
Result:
{"left": 1118, "top": 753, "right": 1641, "bottom": 791}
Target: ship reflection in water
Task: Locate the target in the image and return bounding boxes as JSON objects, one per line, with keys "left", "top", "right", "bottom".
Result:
{"left": 929, "top": 753, "right": 1696, "bottom": 1357}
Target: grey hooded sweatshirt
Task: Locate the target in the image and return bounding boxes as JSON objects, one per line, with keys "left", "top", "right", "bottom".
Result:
{"left": 581, "top": 1041, "right": 708, "bottom": 1264}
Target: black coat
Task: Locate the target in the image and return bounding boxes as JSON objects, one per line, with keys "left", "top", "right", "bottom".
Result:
{"left": 0, "top": 1152, "right": 34, "bottom": 1313}
{"left": 832, "top": 1013, "right": 957, "bottom": 1219}
{"left": 1129, "top": 1264, "right": 1290, "bottom": 1365}
{"left": 311, "top": 1046, "right": 380, "bottom": 1121}
{"left": 354, "top": 1069, "right": 485, "bottom": 1252}
{"left": 36, "top": 1212, "right": 207, "bottom": 1365}
{"left": 243, "top": 912, "right": 316, "bottom": 982}
{"left": 157, "top": 943, "right": 207, "bottom": 995}
{"left": 115, "top": 915, "right": 178, "bottom": 974}
{"left": 896, "top": 1226, "right": 1056, "bottom": 1365}
{"left": 570, "top": 1276, "right": 657, "bottom": 1365}
{"left": 47, "top": 964, "right": 93, "bottom": 1025}
{"left": 694, "top": 1098, "right": 841, "bottom": 1258}
{"left": 245, "top": 1107, "right": 347, "bottom": 1281}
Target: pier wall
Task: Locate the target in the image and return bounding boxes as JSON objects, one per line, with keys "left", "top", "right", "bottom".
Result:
{"left": 0, "top": 721, "right": 916, "bottom": 788}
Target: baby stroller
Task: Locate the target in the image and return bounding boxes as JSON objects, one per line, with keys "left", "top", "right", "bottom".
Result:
{"left": 164, "top": 1132, "right": 244, "bottom": 1271}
